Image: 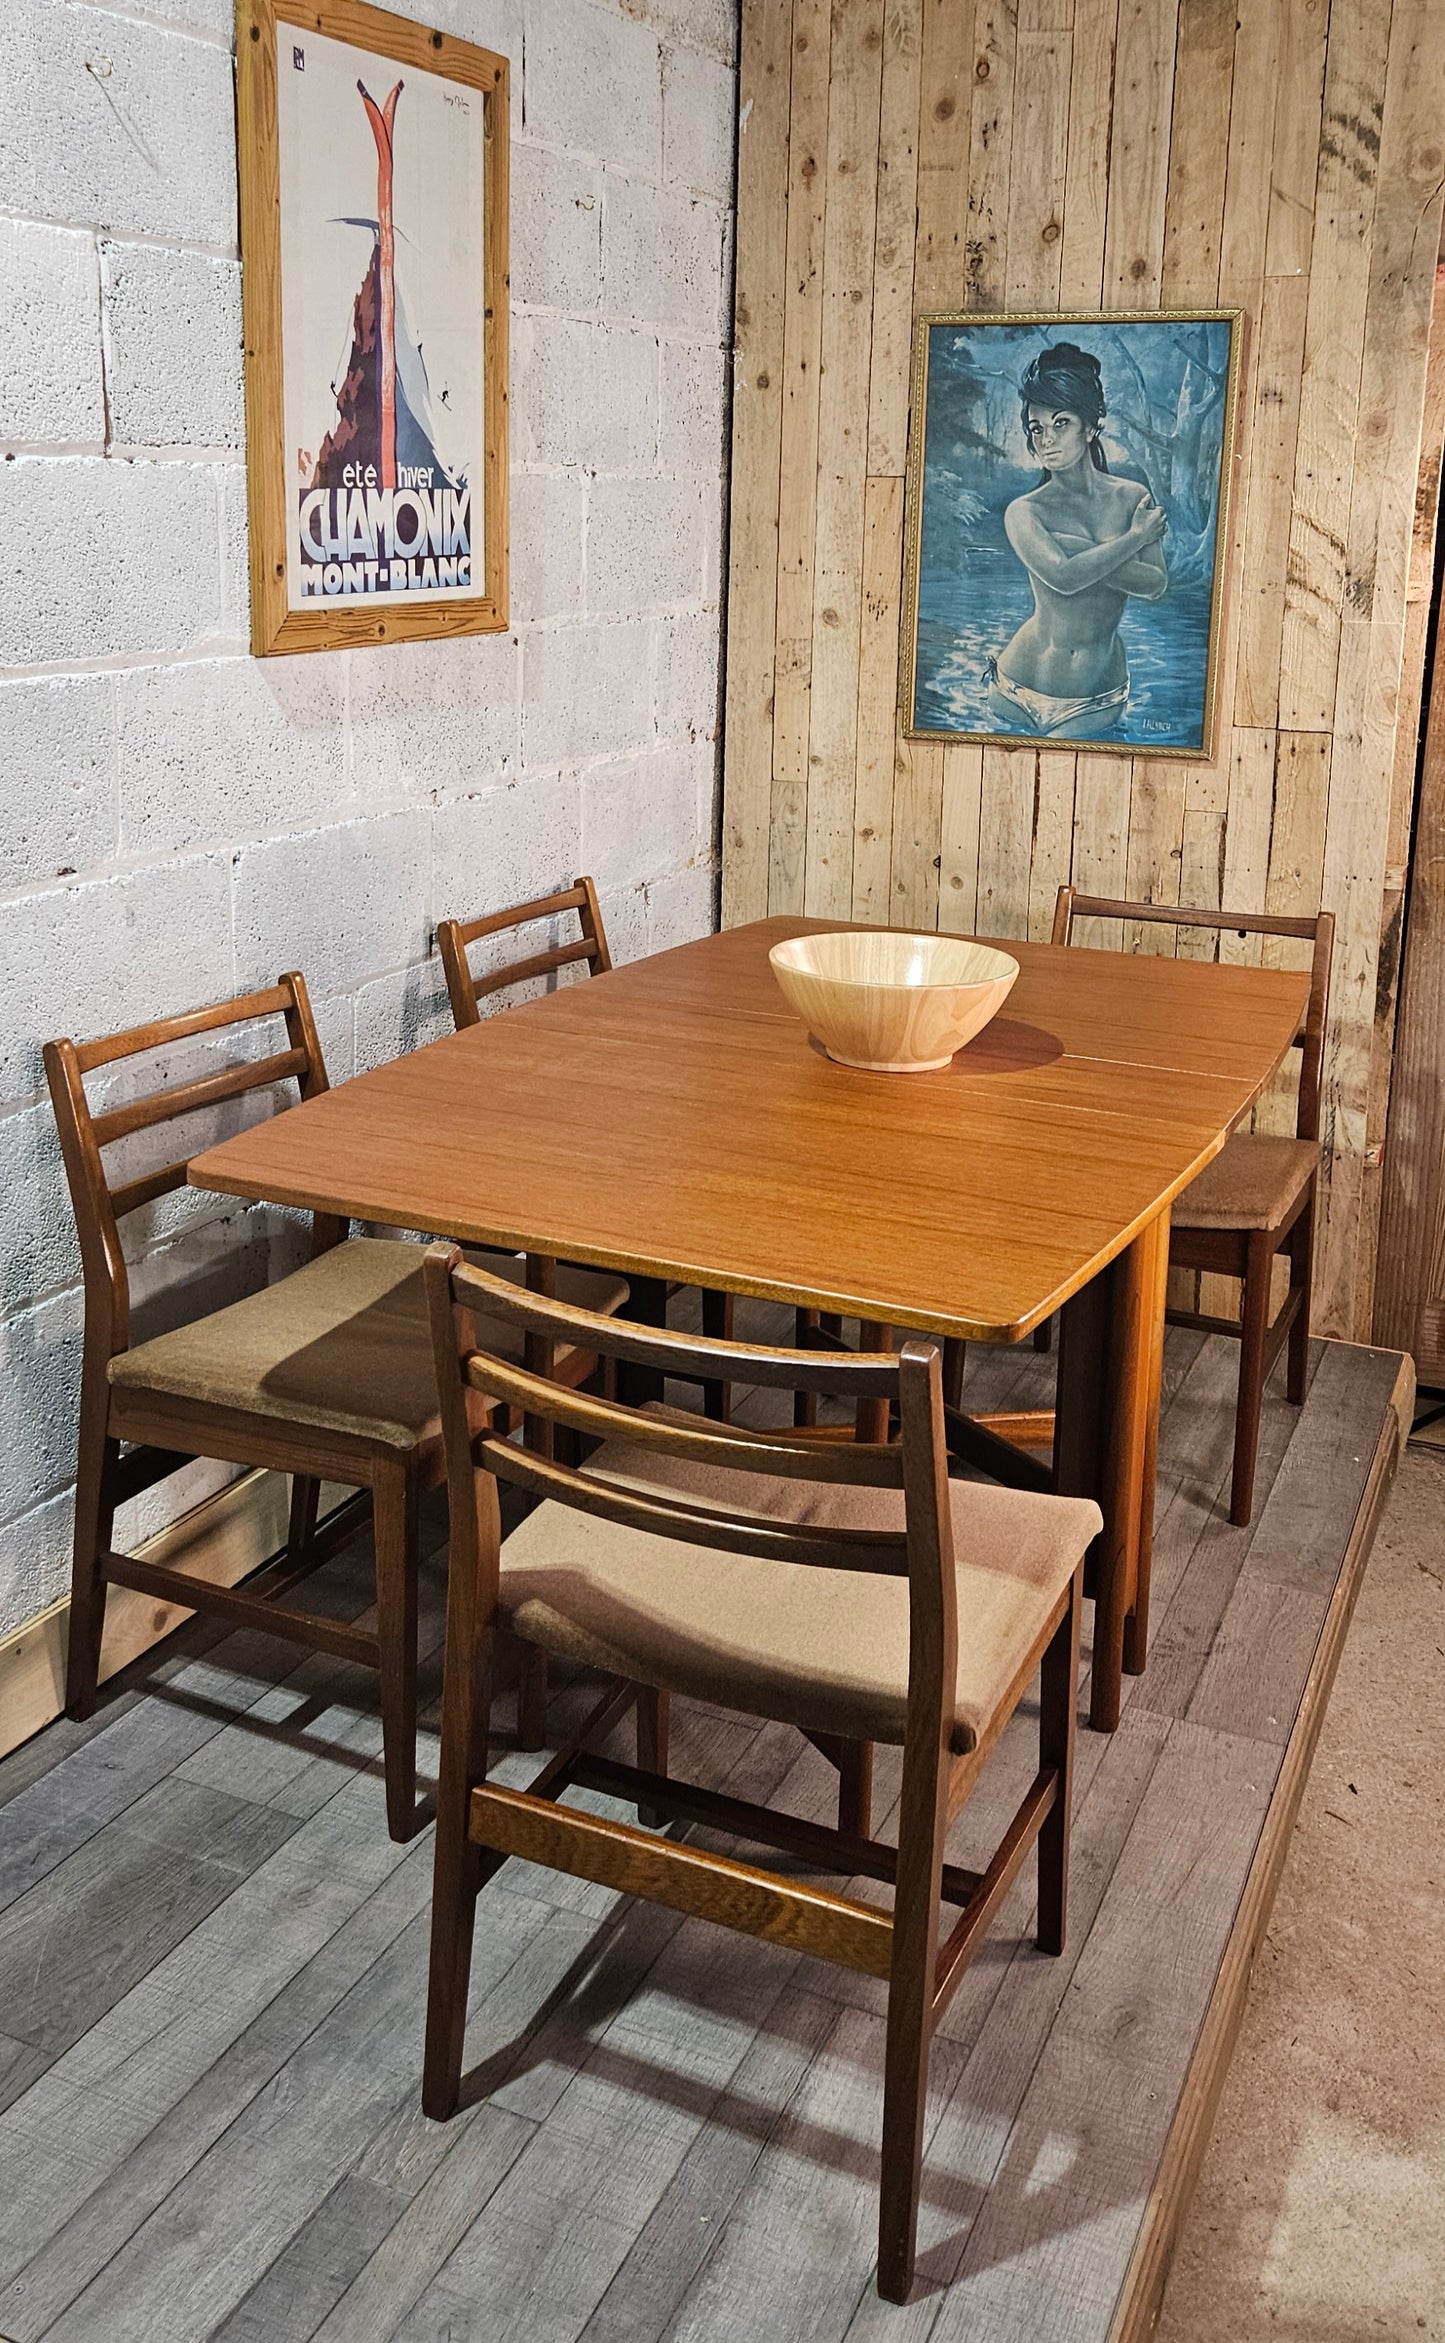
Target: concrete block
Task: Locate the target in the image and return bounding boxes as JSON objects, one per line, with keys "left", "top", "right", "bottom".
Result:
{"left": 432, "top": 769, "right": 583, "bottom": 924}
{"left": 117, "top": 657, "right": 348, "bottom": 854}
{"left": 231, "top": 811, "right": 432, "bottom": 998}
{"left": 621, "top": 0, "right": 737, "bottom": 66}
{"left": 579, "top": 747, "right": 699, "bottom": 892}
{"left": 662, "top": 43, "right": 735, "bottom": 202}
{"left": 0, "top": 676, "right": 116, "bottom": 893}
{"left": 603, "top": 176, "right": 724, "bottom": 333}
{"left": 0, "top": 854, "right": 232, "bottom": 1109}
{"left": 595, "top": 879, "right": 649, "bottom": 965}
{"left": 0, "top": 222, "right": 104, "bottom": 447}
{"left": 646, "top": 855, "right": 715, "bottom": 952}
{"left": 524, "top": 0, "right": 662, "bottom": 177}
{"left": 586, "top": 473, "right": 710, "bottom": 614}
{"left": 659, "top": 338, "right": 727, "bottom": 476}
{"left": 102, "top": 243, "right": 243, "bottom": 451}
{"left": 0, "top": 1484, "right": 73, "bottom": 1645}
{"left": 349, "top": 630, "right": 520, "bottom": 803}
{"left": 215, "top": 461, "right": 255, "bottom": 650}
{"left": 521, "top": 619, "right": 654, "bottom": 771}
{"left": 8, "top": 0, "right": 238, "bottom": 250}
{"left": 0, "top": 459, "right": 225, "bottom": 666}
{"left": 513, "top": 314, "right": 658, "bottom": 470}
{"left": 511, "top": 471, "right": 587, "bottom": 623}
{"left": 354, "top": 960, "right": 456, "bottom": 1075}
{"left": 654, "top": 608, "right": 722, "bottom": 744}
{"left": 511, "top": 143, "right": 602, "bottom": 311}
{"left": 0, "top": 1286, "right": 83, "bottom": 1529}
{"left": 0, "top": 1105, "right": 80, "bottom": 1317}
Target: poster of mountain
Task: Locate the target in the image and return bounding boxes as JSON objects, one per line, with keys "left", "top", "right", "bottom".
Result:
{"left": 237, "top": 0, "right": 508, "bottom": 656}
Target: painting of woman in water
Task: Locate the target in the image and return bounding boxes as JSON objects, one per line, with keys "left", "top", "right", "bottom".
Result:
{"left": 900, "top": 312, "right": 1241, "bottom": 757}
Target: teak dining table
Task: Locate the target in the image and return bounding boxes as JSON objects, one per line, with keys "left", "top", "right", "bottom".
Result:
{"left": 189, "top": 915, "right": 1311, "bottom": 1733}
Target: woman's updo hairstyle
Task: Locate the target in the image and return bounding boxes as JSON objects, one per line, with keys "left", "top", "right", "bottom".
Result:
{"left": 1020, "top": 343, "right": 1109, "bottom": 474}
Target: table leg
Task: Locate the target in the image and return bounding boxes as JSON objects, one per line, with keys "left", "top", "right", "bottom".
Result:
{"left": 1054, "top": 1206, "right": 1170, "bottom": 1732}
{"left": 1125, "top": 1210, "right": 1171, "bottom": 1676}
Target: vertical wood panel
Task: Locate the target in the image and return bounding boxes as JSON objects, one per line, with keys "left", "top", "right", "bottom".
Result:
{"left": 721, "top": 0, "right": 794, "bottom": 926}
{"left": 803, "top": 0, "right": 885, "bottom": 915}
{"left": 768, "top": 0, "right": 832, "bottom": 912}
{"left": 723, "top": 0, "right": 1445, "bottom": 1335}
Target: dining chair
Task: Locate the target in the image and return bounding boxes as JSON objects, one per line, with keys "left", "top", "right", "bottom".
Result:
{"left": 419, "top": 1245, "right": 1098, "bottom": 2300}
{"left": 44, "top": 972, "right": 627, "bottom": 1840}
{"left": 435, "top": 872, "right": 736, "bottom": 1408}
{"left": 1052, "top": 886, "right": 1335, "bottom": 1525}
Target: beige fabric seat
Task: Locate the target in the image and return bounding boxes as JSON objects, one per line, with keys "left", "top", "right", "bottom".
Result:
{"left": 110, "top": 1238, "right": 628, "bottom": 1450}
{"left": 498, "top": 1436, "right": 1100, "bottom": 1753}
{"left": 1173, "top": 1133, "right": 1318, "bottom": 1233}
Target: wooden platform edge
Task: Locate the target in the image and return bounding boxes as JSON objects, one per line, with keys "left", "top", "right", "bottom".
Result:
{"left": 1108, "top": 1344, "right": 1416, "bottom": 2343}
{"left": 0, "top": 1468, "right": 298, "bottom": 1763}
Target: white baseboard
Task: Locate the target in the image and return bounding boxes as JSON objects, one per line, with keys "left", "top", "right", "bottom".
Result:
{"left": 0, "top": 1469, "right": 319, "bottom": 1766}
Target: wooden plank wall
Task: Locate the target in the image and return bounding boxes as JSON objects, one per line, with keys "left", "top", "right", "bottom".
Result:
{"left": 722, "top": 0, "right": 1445, "bottom": 1339}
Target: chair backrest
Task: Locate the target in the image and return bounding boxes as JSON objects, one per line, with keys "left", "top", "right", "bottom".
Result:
{"left": 424, "top": 1245, "right": 958, "bottom": 1721}
{"left": 44, "top": 972, "right": 334, "bottom": 1365}
{"left": 1051, "top": 886, "right": 1335, "bottom": 1143}
{"left": 435, "top": 878, "right": 612, "bottom": 1032}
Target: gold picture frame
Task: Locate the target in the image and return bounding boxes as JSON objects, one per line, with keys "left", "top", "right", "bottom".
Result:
{"left": 236, "top": 0, "right": 509, "bottom": 656}
{"left": 899, "top": 309, "right": 1244, "bottom": 759}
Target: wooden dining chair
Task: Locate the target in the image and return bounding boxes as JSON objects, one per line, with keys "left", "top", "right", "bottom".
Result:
{"left": 435, "top": 872, "right": 736, "bottom": 1412}
{"left": 1052, "top": 886, "right": 1335, "bottom": 1525}
{"left": 44, "top": 973, "right": 628, "bottom": 1840}
{"left": 420, "top": 1246, "right": 1098, "bottom": 2300}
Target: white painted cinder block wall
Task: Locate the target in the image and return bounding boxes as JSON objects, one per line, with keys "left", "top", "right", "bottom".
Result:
{"left": 0, "top": 0, "right": 738, "bottom": 1640}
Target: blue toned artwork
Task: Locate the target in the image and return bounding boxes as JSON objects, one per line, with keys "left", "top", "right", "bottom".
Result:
{"left": 905, "top": 314, "right": 1238, "bottom": 754}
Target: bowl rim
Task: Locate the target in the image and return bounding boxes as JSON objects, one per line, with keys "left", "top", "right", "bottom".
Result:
{"left": 768, "top": 931, "right": 1020, "bottom": 995}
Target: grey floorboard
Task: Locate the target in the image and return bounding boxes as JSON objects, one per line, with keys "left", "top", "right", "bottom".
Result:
{"left": 0, "top": 1332, "right": 1405, "bottom": 2343}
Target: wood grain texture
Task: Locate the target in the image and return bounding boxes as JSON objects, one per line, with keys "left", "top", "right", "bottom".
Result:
{"left": 189, "top": 919, "right": 1308, "bottom": 1344}
{"left": 721, "top": 0, "right": 1445, "bottom": 1341}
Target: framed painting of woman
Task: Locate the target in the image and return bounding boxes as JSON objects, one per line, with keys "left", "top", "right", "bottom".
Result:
{"left": 899, "top": 311, "right": 1243, "bottom": 757}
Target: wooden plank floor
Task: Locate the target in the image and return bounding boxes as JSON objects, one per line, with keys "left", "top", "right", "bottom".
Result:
{"left": 0, "top": 1327, "right": 1410, "bottom": 2343}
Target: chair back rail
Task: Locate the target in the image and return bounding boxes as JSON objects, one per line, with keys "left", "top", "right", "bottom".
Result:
{"left": 435, "top": 876, "right": 611, "bottom": 1029}
{"left": 424, "top": 1244, "right": 952, "bottom": 1602}
{"left": 44, "top": 970, "right": 334, "bottom": 1362}
{"left": 1051, "top": 886, "right": 1335, "bottom": 1142}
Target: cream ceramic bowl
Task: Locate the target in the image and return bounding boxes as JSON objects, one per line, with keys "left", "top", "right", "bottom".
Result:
{"left": 769, "top": 930, "right": 1019, "bottom": 1073}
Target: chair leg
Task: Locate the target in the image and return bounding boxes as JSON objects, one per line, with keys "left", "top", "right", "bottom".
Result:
{"left": 700, "top": 1289, "right": 733, "bottom": 1422}
{"left": 794, "top": 1309, "right": 819, "bottom": 1428}
{"left": 66, "top": 1415, "right": 120, "bottom": 1719}
{"left": 516, "top": 1643, "right": 549, "bottom": 1751}
{"left": 636, "top": 1685, "right": 670, "bottom": 1826}
{"left": 1287, "top": 1186, "right": 1314, "bottom": 1405}
{"left": 941, "top": 1338, "right": 966, "bottom": 1413}
{"left": 837, "top": 1738, "right": 873, "bottom": 1838}
{"left": 423, "top": 1652, "right": 495, "bottom": 2121}
{"left": 287, "top": 1472, "right": 322, "bottom": 1563}
{"left": 373, "top": 1463, "right": 425, "bottom": 1842}
{"left": 1033, "top": 1315, "right": 1054, "bottom": 1354}
{"left": 1037, "top": 1570, "right": 1082, "bottom": 1955}
{"left": 878, "top": 1770, "right": 946, "bottom": 2303}
{"left": 1231, "top": 1229, "right": 1274, "bottom": 1529}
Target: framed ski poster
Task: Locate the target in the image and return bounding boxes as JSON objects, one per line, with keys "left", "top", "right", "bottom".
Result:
{"left": 236, "top": 0, "right": 508, "bottom": 655}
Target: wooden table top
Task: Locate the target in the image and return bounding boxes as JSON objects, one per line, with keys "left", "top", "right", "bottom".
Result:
{"left": 189, "top": 917, "right": 1311, "bottom": 1342}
